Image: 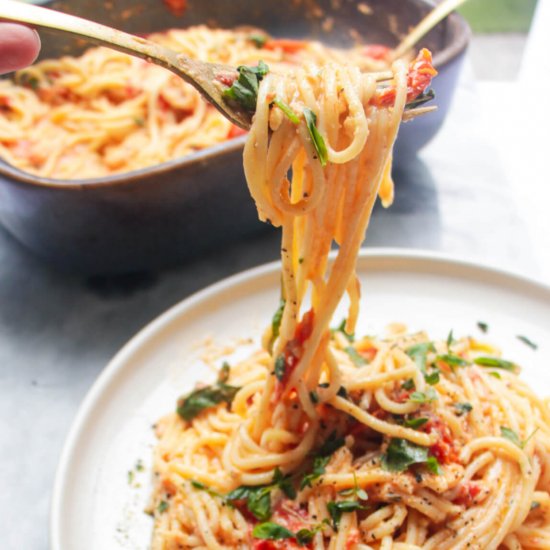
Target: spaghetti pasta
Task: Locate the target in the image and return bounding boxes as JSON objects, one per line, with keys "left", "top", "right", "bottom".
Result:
{"left": 149, "top": 49, "right": 550, "bottom": 550}
{"left": 0, "top": 26, "right": 393, "bottom": 179}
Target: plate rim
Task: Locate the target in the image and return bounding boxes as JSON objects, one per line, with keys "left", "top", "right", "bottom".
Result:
{"left": 49, "top": 247, "right": 550, "bottom": 549}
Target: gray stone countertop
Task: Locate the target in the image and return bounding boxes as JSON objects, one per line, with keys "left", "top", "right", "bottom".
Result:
{"left": 0, "top": 67, "right": 539, "bottom": 550}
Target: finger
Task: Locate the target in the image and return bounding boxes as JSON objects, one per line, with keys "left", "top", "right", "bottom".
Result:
{"left": 0, "top": 23, "right": 41, "bottom": 75}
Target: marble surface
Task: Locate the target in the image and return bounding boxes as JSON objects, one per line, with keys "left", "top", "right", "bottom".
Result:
{"left": 0, "top": 66, "right": 541, "bottom": 550}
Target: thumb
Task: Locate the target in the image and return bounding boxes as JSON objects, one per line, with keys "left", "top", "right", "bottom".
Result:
{"left": 0, "top": 23, "right": 41, "bottom": 75}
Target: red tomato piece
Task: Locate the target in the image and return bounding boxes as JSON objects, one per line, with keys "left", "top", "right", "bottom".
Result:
{"left": 228, "top": 125, "right": 248, "bottom": 139}
{"left": 362, "top": 44, "right": 391, "bottom": 60}
{"left": 263, "top": 39, "right": 306, "bottom": 54}
{"left": 371, "top": 48, "right": 437, "bottom": 108}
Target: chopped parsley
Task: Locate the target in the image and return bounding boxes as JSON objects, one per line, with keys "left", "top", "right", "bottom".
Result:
{"left": 303, "top": 107, "right": 328, "bottom": 166}
{"left": 446, "top": 329, "right": 454, "bottom": 349}
{"left": 402, "top": 378, "right": 415, "bottom": 391}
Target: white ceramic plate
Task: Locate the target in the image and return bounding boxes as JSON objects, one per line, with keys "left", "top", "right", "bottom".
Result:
{"left": 50, "top": 249, "right": 550, "bottom": 550}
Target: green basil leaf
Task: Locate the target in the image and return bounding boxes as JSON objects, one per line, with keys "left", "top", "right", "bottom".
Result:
{"left": 157, "top": 500, "right": 169, "bottom": 513}
{"left": 339, "top": 472, "right": 368, "bottom": 500}
{"left": 274, "top": 355, "right": 286, "bottom": 381}
{"left": 409, "top": 387, "right": 438, "bottom": 404}
{"left": 249, "top": 33, "right": 268, "bottom": 48}
{"left": 436, "top": 354, "right": 469, "bottom": 369}
{"left": 300, "top": 455, "right": 330, "bottom": 489}
{"left": 218, "top": 362, "right": 231, "bottom": 384}
{"left": 425, "top": 456, "right": 443, "bottom": 475}
{"left": 222, "top": 62, "right": 269, "bottom": 111}
{"left": 501, "top": 426, "right": 522, "bottom": 448}
{"left": 404, "top": 88, "right": 435, "bottom": 109}
{"left": 404, "top": 417, "right": 429, "bottom": 429}
{"left": 337, "top": 386, "right": 348, "bottom": 399}
{"left": 273, "top": 98, "right": 300, "bottom": 124}
{"left": 225, "top": 485, "right": 251, "bottom": 501}
{"left": 406, "top": 342, "right": 435, "bottom": 374}
{"left": 177, "top": 382, "right": 240, "bottom": 421}
{"left": 247, "top": 488, "right": 272, "bottom": 520}
{"left": 316, "top": 431, "right": 345, "bottom": 457}
{"left": 474, "top": 357, "right": 517, "bottom": 372}
{"left": 191, "top": 480, "right": 224, "bottom": 499}
{"left": 424, "top": 369, "right": 440, "bottom": 385}
{"left": 333, "top": 319, "right": 354, "bottom": 342}
{"left": 327, "top": 500, "right": 366, "bottom": 530}
{"left": 303, "top": 108, "right": 328, "bottom": 167}
{"left": 446, "top": 329, "right": 454, "bottom": 349}
{"left": 273, "top": 467, "right": 296, "bottom": 499}
{"left": 454, "top": 402, "right": 473, "bottom": 416}
{"left": 295, "top": 528, "right": 315, "bottom": 545}
{"left": 381, "top": 438, "right": 429, "bottom": 472}
{"left": 402, "top": 378, "right": 415, "bottom": 391}
{"left": 517, "top": 335, "right": 538, "bottom": 350}
{"left": 226, "top": 485, "right": 272, "bottom": 520}
{"left": 489, "top": 371, "right": 501, "bottom": 379}
{"left": 252, "top": 522, "right": 294, "bottom": 540}
{"left": 270, "top": 299, "right": 285, "bottom": 351}
{"left": 345, "top": 346, "right": 367, "bottom": 367}
{"left": 477, "top": 321, "right": 489, "bottom": 333}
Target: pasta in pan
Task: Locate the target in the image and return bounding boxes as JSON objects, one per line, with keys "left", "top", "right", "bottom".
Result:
{"left": 0, "top": 25, "right": 393, "bottom": 179}
{"left": 149, "top": 48, "right": 550, "bottom": 549}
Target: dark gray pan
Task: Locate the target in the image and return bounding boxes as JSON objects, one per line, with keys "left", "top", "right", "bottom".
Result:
{"left": 0, "top": 0, "right": 469, "bottom": 274}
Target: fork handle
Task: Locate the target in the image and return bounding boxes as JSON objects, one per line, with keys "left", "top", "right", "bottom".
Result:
{"left": 0, "top": 0, "right": 178, "bottom": 72}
